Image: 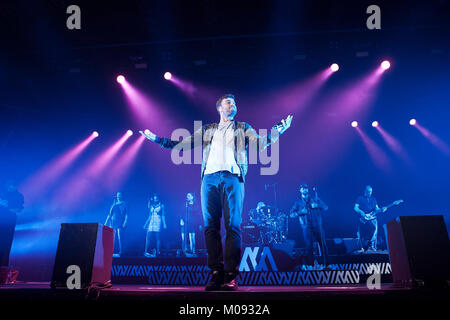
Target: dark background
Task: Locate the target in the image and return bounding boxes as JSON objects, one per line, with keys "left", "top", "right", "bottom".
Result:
{"left": 0, "top": 0, "right": 449, "bottom": 280}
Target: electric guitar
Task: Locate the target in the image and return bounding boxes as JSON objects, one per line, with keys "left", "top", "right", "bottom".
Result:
{"left": 359, "top": 199, "right": 404, "bottom": 224}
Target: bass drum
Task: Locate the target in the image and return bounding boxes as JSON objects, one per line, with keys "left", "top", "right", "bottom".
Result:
{"left": 241, "top": 222, "right": 260, "bottom": 244}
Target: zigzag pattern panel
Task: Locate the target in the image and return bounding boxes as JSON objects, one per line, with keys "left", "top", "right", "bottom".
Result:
{"left": 111, "top": 266, "right": 364, "bottom": 286}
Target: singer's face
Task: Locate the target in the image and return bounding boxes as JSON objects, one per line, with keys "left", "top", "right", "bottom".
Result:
{"left": 364, "top": 187, "right": 373, "bottom": 197}
{"left": 116, "top": 192, "right": 122, "bottom": 200}
{"left": 218, "top": 98, "right": 237, "bottom": 119}
{"left": 300, "top": 187, "right": 309, "bottom": 197}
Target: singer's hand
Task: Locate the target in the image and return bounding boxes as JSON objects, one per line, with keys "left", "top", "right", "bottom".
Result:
{"left": 276, "top": 115, "right": 293, "bottom": 134}
{"left": 139, "top": 130, "right": 157, "bottom": 142}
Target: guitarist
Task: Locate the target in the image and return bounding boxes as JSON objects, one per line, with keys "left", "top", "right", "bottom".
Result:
{"left": 0, "top": 180, "right": 24, "bottom": 266}
{"left": 354, "top": 185, "right": 386, "bottom": 252}
{"left": 290, "top": 184, "right": 329, "bottom": 267}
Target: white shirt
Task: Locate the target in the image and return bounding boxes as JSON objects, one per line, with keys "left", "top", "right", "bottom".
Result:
{"left": 204, "top": 120, "right": 241, "bottom": 175}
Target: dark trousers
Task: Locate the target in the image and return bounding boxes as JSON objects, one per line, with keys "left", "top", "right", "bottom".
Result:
{"left": 357, "top": 219, "right": 378, "bottom": 250}
{"left": 0, "top": 208, "right": 17, "bottom": 266}
{"left": 201, "top": 171, "right": 244, "bottom": 274}
{"left": 113, "top": 228, "right": 122, "bottom": 254}
{"left": 300, "top": 212, "right": 328, "bottom": 266}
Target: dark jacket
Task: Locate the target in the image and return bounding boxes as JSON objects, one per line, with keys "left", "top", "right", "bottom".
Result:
{"left": 155, "top": 121, "right": 280, "bottom": 182}
{"left": 291, "top": 196, "right": 329, "bottom": 217}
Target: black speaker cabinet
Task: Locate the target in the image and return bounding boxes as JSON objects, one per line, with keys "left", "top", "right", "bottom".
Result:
{"left": 51, "top": 223, "right": 114, "bottom": 288}
{"left": 326, "top": 238, "right": 361, "bottom": 255}
{"left": 387, "top": 215, "right": 450, "bottom": 287}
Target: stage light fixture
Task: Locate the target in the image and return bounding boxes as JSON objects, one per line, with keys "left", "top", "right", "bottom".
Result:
{"left": 372, "top": 121, "right": 379, "bottom": 127}
{"left": 164, "top": 72, "right": 172, "bottom": 80}
{"left": 351, "top": 121, "right": 358, "bottom": 128}
{"left": 381, "top": 60, "right": 391, "bottom": 70}
{"left": 330, "top": 63, "right": 339, "bottom": 72}
{"left": 409, "top": 118, "right": 417, "bottom": 126}
{"left": 116, "top": 75, "right": 125, "bottom": 84}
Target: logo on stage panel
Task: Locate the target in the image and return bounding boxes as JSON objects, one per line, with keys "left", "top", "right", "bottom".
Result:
{"left": 239, "top": 247, "right": 278, "bottom": 272}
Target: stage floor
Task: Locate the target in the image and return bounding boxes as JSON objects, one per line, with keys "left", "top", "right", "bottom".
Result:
{"left": 0, "top": 282, "right": 448, "bottom": 302}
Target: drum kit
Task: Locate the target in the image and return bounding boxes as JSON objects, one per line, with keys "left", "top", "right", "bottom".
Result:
{"left": 242, "top": 205, "right": 288, "bottom": 245}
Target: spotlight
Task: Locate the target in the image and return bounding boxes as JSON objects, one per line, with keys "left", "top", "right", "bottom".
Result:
{"left": 381, "top": 60, "right": 391, "bottom": 70}
{"left": 116, "top": 75, "right": 125, "bottom": 84}
{"left": 372, "top": 121, "right": 379, "bottom": 127}
{"left": 330, "top": 63, "right": 339, "bottom": 72}
{"left": 409, "top": 118, "right": 417, "bottom": 126}
{"left": 92, "top": 131, "right": 99, "bottom": 137}
{"left": 144, "top": 129, "right": 150, "bottom": 135}
{"left": 351, "top": 121, "right": 358, "bottom": 128}
{"left": 127, "top": 130, "right": 133, "bottom": 136}
{"left": 164, "top": 72, "right": 172, "bottom": 80}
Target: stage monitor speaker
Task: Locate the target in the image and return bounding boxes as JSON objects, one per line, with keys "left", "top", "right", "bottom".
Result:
{"left": 326, "top": 238, "right": 347, "bottom": 255}
{"left": 51, "top": 223, "right": 114, "bottom": 289}
{"left": 387, "top": 215, "right": 450, "bottom": 287}
{"left": 342, "top": 238, "right": 362, "bottom": 254}
{"left": 272, "top": 240, "right": 296, "bottom": 256}
{"left": 326, "top": 238, "right": 361, "bottom": 255}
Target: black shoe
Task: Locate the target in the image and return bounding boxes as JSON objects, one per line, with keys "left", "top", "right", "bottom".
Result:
{"left": 205, "top": 270, "right": 224, "bottom": 291}
{"left": 221, "top": 272, "right": 239, "bottom": 291}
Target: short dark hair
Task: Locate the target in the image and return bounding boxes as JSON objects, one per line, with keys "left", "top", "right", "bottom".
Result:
{"left": 216, "top": 94, "right": 235, "bottom": 108}
{"left": 5, "top": 180, "right": 16, "bottom": 188}
{"left": 150, "top": 193, "right": 159, "bottom": 200}
{"left": 299, "top": 183, "right": 309, "bottom": 189}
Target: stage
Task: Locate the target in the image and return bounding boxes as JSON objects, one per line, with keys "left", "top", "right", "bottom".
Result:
{"left": 0, "top": 282, "right": 447, "bottom": 302}
{"left": 1, "top": 1, "right": 450, "bottom": 311}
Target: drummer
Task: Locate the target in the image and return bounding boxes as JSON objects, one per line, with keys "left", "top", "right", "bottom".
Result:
{"left": 249, "top": 201, "right": 267, "bottom": 224}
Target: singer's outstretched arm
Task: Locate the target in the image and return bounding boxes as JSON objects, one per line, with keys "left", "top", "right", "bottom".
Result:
{"left": 139, "top": 125, "right": 204, "bottom": 151}
{"left": 244, "top": 115, "right": 293, "bottom": 151}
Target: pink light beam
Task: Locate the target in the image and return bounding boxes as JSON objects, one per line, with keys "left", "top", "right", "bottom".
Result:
{"left": 104, "top": 135, "right": 146, "bottom": 191}
{"left": 20, "top": 132, "right": 98, "bottom": 204}
{"left": 356, "top": 126, "right": 391, "bottom": 172}
{"left": 414, "top": 122, "right": 450, "bottom": 156}
{"left": 52, "top": 131, "right": 132, "bottom": 211}
{"left": 375, "top": 125, "right": 412, "bottom": 165}
{"left": 118, "top": 77, "right": 177, "bottom": 136}
{"left": 169, "top": 74, "right": 197, "bottom": 97}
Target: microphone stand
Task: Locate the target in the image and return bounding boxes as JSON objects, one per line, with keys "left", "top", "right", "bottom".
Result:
{"left": 183, "top": 200, "right": 188, "bottom": 255}
{"left": 265, "top": 183, "right": 278, "bottom": 215}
